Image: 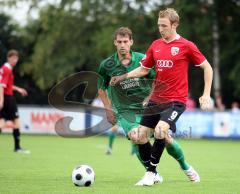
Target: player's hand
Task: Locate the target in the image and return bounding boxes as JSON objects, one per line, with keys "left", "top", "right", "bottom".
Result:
{"left": 110, "top": 75, "right": 126, "bottom": 86}
{"left": 106, "top": 109, "right": 117, "bottom": 125}
{"left": 17, "top": 88, "right": 28, "bottom": 97}
{"left": 199, "top": 95, "right": 211, "bottom": 110}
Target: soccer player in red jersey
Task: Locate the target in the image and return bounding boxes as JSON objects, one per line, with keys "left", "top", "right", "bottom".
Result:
{"left": 0, "top": 50, "right": 30, "bottom": 154}
{"left": 110, "top": 8, "right": 213, "bottom": 185}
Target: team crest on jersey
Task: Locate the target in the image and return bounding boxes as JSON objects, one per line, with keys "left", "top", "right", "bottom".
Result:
{"left": 171, "top": 47, "right": 180, "bottom": 56}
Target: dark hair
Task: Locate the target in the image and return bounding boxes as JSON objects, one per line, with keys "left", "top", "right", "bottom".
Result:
{"left": 114, "top": 27, "right": 133, "bottom": 40}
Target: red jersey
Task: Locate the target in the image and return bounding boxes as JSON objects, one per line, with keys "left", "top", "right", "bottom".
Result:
{"left": 0, "top": 63, "right": 14, "bottom": 95}
{"left": 140, "top": 35, "right": 206, "bottom": 104}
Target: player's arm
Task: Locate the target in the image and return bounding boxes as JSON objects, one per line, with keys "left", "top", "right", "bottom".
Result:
{"left": 98, "top": 89, "right": 112, "bottom": 110}
{"left": 0, "top": 86, "right": 4, "bottom": 110}
{"left": 98, "top": 89, "right": 116, "bottom": 125}
{"left": 13, "top": 85, "right": 28, "bottom": 97}
{"left": 199, "top": 60, "right": 213, "bottom": 110}
{"left": 188, "top": 41, "right": 213, "bottom": 110}
{"left": 110, "top": 66, "right": 150, "bottom": 86}
{"left": 0, "top": 68, "right": 9, "bottom": 110}
{"left": 142, "top": 67, "right": 156, "bottom": 106}
{"left": 126, "top": 66, "right": 150, "bottom": 78}
{"left": 97, "top": 62, "right": 116, "bottom": 125}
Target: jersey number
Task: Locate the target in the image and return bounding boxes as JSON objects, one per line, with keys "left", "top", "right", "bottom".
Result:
{"left": 169, "top": 111, "right": 178, "bottom": 121}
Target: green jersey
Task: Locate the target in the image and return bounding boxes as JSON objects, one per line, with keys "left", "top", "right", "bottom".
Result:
{"left": 98, "top": 51, "right": 155, "bottom": 114}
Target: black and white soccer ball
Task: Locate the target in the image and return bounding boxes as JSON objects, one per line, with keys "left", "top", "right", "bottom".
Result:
{"left": 72, "top": 165, "right": 95, "bottom": 187}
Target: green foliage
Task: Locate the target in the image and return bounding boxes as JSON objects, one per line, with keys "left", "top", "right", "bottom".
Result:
{"left": 1, "top": 0, "right": 240, "bottom": 105}
{"left": 216, "top": 0, "right": 240, "bottom": 103}
{"left": 0, "top": 14, "right": 21, "bottom": 64}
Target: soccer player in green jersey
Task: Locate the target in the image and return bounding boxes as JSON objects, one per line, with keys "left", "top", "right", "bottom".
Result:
{"left": 98, "top": 27, "right": 156, "bottom": 162}
{"left": 98, "top": 27, "right": 194, "bottom": 185}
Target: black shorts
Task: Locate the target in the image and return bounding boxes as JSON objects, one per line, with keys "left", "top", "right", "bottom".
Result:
{"left": 140, "top": 101, "right": 186, "bottom": 132}
{"left": 0, "top": 95, "right": 19, "bottom": 120}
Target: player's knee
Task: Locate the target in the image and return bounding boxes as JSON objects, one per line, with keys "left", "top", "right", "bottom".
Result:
{"left": 13, "top": 119, "right": 20, "bottom": 129}
{"left": 128, "top": 128, "right": 139, "bottom": 143}
{"left": 154, "top": 126, "right": 168, "bottom": 139}
{"left": 0, "top": 119, "right": 5, "bottom": 128}
{"left": 130, "top": 136, "right": 147, "bottom": 144}
{"left": 136, "top": 136, "right": 148, "bottom": 144}
{"left": 128, "top": 128, "right": 148, "bottom": 144}
{"left": 154, "top": 121, "right": 170, "bottom": 139}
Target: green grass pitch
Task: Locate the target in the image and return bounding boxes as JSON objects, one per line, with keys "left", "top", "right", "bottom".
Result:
{"left": 0, "top": 134, "right": 240, "bottom": 194}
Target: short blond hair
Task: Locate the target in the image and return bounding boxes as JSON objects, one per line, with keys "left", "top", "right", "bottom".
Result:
{"left": 159, "top": 8, "right": 179, "bottom": 24}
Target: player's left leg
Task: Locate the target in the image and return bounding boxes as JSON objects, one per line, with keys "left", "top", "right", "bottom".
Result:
{"left": 0, "top": 108, "right": 6, "bottom": 134}
{"left": 131, "top": 142, "right": 137, "bottom": 155}
{"left": 106, "top": 124, "right": 118, "bottom": 155}
{"left": 0, "top": 119, "right": 5, "bottom": 134}
{"left": 165, "top": 135, "right": 200, "bottom": 182}
{"left": 12, "top": 118, "right": 21, "bottom": 151}
{"left": 12, "top": 118, "right": 30, "bottom": 154}
{"left": 165, "top": 135, "right": 190, "bottom": 170}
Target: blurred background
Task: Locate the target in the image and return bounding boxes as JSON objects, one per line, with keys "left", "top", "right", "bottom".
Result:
{"left": 0, "top": 0, "right": 240, "bottom": 106}
{"left": 0, "top": 0, "right": 240, "bottom": 138}
{"left": 0, "top": 1, "right": 240, "bottom": 193}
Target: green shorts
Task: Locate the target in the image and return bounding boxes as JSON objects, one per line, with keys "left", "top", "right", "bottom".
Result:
{"left": 117, "top": 111, "right": 141, "bottom": 136}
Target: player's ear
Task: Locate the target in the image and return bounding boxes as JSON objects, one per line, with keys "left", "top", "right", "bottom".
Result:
{"left": 172, "top": 22, "right": 178, "bottom": 29}
{"left": 130, "top": 39, "right": 133, "bottom": 46}
{"left": 114, "top": 39, "right": 117, "bottom": 46}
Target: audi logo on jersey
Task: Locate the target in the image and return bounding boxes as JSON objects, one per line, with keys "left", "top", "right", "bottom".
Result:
{"left": 156, "top": 60, "right": 174, "bottom": 68}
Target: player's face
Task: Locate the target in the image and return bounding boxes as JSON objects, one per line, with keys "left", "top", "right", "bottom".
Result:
{"left": 8, "top": 55, "right": 19, "bottom": 66}
{"left": 114, "top": 35, "right": 133, "bottom": 57}
{"left": 158, "top": 17, "right": 177, "bottom": 41}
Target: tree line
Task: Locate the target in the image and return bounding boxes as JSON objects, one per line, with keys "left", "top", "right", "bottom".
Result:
{"left": 0, "top": 0, "right": 239, "bottom": 107}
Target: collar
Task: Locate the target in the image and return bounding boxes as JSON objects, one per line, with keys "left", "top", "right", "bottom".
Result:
{"left": 163, "top": 34, "right": 181, "bottom": 43}
{"left": 4, "top": 62, "right": 12, "bottom": 70}
{"left": 114, "top": 50, "right": 135, "bottom": 64}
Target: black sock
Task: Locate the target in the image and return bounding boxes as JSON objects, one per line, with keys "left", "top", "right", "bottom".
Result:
{"left": 13, "top": 128, "right": 21, "bottom": 150}
{"left": 138, "top": 142, "right": 152, "bottom": 169}
{"left": 147, "top": 139, "right": 165, "bottom": 173}
{"left": 0, "top": 128, "right": 2, "bottom": 133}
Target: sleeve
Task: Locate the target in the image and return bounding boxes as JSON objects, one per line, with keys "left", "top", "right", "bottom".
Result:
{"left": 140, "top": 43, "right": 155, "bottom": 69}
{"left": 147, "top": 68, "right": 156, "bottom": 79}
{"left": 0, "top": 67, "right": 10, "bottom": 88}
{"left": 97, "top": 62, "right": 109, "bottom": 90}
{"left": 188, "top": 41, "right": 206, "bottom": 66}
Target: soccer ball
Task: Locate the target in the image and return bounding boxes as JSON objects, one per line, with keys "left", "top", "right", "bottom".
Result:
{"left": 71, "top": 165, "right": 95, "bottom": 187}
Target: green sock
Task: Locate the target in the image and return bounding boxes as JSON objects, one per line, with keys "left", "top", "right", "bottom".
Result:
{"left": 131, "top": 143, "right": 137, "bottom": 155}
{"left": 166, "top": 140, "right": 190, "bottom": 170}
{"left": 108, "top": 131, "right": 116, "bottom": 149}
